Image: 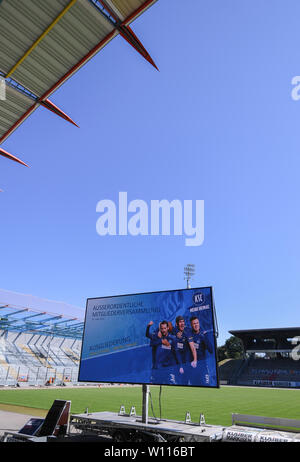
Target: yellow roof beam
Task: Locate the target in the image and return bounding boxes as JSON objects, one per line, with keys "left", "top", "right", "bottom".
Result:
{"left": 6, "top": 0, "right": 78, "bottom": 79}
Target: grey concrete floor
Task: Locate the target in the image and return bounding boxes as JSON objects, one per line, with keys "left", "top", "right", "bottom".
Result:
{"left": 0, "top": 410, "right": 35, "bottom": 437}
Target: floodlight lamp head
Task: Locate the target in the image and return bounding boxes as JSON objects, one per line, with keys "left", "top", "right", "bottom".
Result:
{"left": 184, "top": 264, "right": 195, "bottom": 276}
{"left": 183, "top": 264, "right": 195, "bottom": 289}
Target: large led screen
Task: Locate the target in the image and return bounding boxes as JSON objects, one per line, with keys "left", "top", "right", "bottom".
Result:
{"left": 78, "top": 287, "right": 219, "bottom": 388}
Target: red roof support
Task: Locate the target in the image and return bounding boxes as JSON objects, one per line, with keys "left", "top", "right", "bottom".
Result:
{"left": 119, "top": 25, "right": 158, "bottom": 70}
{"left": 40, "top": 99, "right": 79, "bottom": 127}
{"left": 0, "top": 147, "right": 29, "bottom": 167}
{"left": 98, "top": 0, "right": 158, "bottom": 70}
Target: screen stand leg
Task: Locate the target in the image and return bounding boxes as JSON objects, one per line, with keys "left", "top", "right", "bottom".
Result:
{"left": 142, "top": 384, "right": 149, "bottom": 424}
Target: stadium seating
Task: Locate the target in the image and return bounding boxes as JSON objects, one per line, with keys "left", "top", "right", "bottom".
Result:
{"left": 218, "top": 359, "right": 246, "bottom": 383}
{"left": 224, "top": 357, "right": 300, "bottom": 388}
{"left": 0, "top": 331, "right": 81, "bottom": 386}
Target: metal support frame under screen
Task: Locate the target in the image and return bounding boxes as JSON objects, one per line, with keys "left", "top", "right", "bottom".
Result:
{"left": 142, "top": 384, "right": 149, "bottom": 424}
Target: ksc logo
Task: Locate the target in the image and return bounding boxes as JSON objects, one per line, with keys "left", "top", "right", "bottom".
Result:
{"left": 193, "top": 292, "right": 204, "bottom": 305}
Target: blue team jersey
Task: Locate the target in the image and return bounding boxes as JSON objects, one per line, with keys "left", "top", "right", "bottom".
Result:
{"left": 172, "top": 327, "right": 194, "bottom": 364}
{"left": 190, "top": 331, "right": 212, "bottom": 361}
{"left": 146, "top": 327, "right": 181, "bottom": 369}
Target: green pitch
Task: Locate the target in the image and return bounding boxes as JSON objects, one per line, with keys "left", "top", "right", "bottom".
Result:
{"left": 0, "top": 386, "right": 299, "bottom": 427}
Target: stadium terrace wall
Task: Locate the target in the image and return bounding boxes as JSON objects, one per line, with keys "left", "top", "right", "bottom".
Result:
{"left": 0, "top": 330, "right": 81, "bottom": 386}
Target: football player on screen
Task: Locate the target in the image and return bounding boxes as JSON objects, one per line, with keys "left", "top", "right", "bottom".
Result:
{"left": 188, "top": 316, "right": 213, "bottom": 386}
{"left": 172, "top": 316, "right": 197, "bottom": 385}
{"left": 146, "top": 320, "right": 184, "bottom": 385}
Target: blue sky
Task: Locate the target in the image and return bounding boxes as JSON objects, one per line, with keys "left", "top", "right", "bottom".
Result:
{"left": 1, "top": 0, "right": 300, "bottom": 345}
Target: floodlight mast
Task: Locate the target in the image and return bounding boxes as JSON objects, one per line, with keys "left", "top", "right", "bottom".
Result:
{"left": 184, "top": 264, "right": 195, "bottom": 289}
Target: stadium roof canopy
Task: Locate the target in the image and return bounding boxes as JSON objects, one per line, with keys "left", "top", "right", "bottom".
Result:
{"left": 230, "top": 328, "right": 300, "bottom": 353}
{"left": 0, "top": 0, "right": 158, "bottom": 166}
{"left": 0, "top": 288, "right": 85, "bottom": 339}
{"left": 230, "top": 327, "right": 300, "bottom": 338}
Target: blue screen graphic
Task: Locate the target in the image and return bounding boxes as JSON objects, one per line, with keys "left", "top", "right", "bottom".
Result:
{"left": 78, "top": 287, "right": 219, "bottom": 388}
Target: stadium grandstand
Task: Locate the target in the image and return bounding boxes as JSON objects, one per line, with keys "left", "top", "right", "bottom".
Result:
{"left": 219, "top": 327, "right": 300, "bottom": 389}
{"left": 0, "top": 0, "right": 158, "bottom": 167}
{"left": 0, "top": 289, "right": 84, "bottom": 387}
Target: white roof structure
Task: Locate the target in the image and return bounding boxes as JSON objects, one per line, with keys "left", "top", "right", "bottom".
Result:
{"left": 0, "top": 288, "right": 85, "bottom": 338}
